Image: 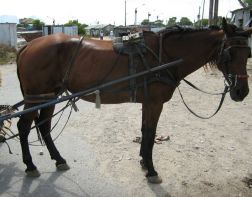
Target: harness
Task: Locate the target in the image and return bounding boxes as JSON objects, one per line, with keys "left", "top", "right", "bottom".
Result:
{"left": 113, "top": 33, "right": 149, "bottom": 102}
{"left": 1, "top": 31, "right": 250, "bottom": 151}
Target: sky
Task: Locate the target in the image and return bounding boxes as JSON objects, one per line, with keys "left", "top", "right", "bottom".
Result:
{"left": 0, "top": 0, "right": 243, "bottom": 25}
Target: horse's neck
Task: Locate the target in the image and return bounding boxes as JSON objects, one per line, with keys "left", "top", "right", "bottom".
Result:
{"left": 172, "top": 30, "right": 224, "bottom": 80}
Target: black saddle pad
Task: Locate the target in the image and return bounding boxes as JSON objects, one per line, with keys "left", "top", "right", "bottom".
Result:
{"left": 112, "top": 33, "right": 146, "bottom": 55}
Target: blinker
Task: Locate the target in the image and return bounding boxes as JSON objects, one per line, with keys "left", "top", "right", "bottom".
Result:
{"left": 223, "top": 48, "right": 231, "bottom": 62}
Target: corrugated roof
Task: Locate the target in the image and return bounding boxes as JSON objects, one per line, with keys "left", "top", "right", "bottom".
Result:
{"left": 231, "top": 6, "right": 252, "bottom": 13}
{"left": 85, "top": 24, "right": 113, "bottom": 30}
{"left": 0, "top": 15, "right": 18, "bottom": 23}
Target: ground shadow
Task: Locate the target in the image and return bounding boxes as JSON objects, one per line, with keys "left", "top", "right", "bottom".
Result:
{"left": 0, "top": 163, "right": 90, "bottom": 197}
{"left": 0, "top": 162, "right": 23, "bottom": 196}
{"left": 148, "top": 182, "right": 171, "bottom": 197}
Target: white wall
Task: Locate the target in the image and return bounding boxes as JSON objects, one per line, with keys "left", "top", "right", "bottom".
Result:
{"left": 42, "top": 25, "right": 78, "bottom": 36}
{"left": 0, "top": 23, "right": 17, "bottom": 48}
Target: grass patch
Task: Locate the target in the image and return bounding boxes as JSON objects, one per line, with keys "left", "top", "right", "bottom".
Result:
{"left": 0, "top": 44, "right": 16, "bottom": 65}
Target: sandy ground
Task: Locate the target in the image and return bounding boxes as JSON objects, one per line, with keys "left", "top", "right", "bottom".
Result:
{"left": 0, "top": 62, "right": 252, "bottom": 197}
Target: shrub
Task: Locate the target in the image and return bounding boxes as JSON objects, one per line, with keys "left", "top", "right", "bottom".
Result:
{"left": 0, "top": 44, "right": 16, "bottom": 65}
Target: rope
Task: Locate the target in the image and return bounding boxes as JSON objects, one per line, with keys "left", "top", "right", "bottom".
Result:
{"left": 3, "top": 100, "right": 73, "bottom": 146}
{"left": 29, "top": 100, "right": 73, "bottom": 146}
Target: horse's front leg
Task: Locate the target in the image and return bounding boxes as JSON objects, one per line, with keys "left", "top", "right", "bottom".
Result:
{"left": 140, "top": 101, "right": 163, "bottom": 184}
{"left": 17, "top": 104, "right": 40, "bottom": 177}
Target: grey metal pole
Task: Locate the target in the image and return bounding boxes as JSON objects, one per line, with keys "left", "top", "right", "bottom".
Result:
{"left": 213, "top": 0, "right": 219, "bottom": 25}
{"left": 125, "top": 0, "right": 127, "bottom": 26}
{"left": 0, "top": 59, "right": 183, "bottom": 122}
{"left": 209, "top": 0, "right": 214, "bottom": 26}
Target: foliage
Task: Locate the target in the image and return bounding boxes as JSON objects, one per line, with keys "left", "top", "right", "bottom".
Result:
{"left": 167, "top": 17, "right": 177, "bottom": 26}
{"left": 178, "top": 17, "right": 193, "bottom": 26}
{"left": 194, "top": 19, "right": 209, "bottom": 27}
{"left": 153, "top": 20, "right": 165, "bottom": 27}
{"left": 0, "top": 44, "right": 16, "bottom": 65}
{"left": 141, "top": 19, "right": 150, "bottom": 25}
{"left": 140, "top": 19, "right": 165, "bottom": 26}
{"left": 65, "top": 20, "right": 88, "bottom": 35}
{"left": 243, "top": 0, "right": 252, "bottom": 5}
{"left": 32, "top": 19, "right": 45, "bottom": 30}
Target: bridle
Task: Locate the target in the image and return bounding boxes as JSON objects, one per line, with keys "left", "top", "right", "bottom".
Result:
{"left": 218, "top": 36, "right": 250, "bottom": 88}
{"left": 157, "top": 32, "right": 251, "bottom": 119}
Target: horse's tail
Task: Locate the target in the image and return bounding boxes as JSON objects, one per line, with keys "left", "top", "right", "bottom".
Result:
{"left": 16, "top": 45, "right": 27, "bottom": 97}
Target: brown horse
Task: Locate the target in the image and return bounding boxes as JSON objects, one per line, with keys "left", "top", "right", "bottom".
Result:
{"left": 16, "top": 18, "right": 252, "bottom": 183}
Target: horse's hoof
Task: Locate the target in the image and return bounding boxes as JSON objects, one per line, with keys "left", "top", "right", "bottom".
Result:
{"left": 57, "top": 163, "right": 70, "bottom": 171}
{"left": 26, "top": 169, "right": 41, "bottom": 177}
{"left": 147, "top": 175, "right": 162, "bottom": 184}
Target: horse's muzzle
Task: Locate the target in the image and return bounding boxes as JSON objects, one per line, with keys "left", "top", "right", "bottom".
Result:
{"left": 230, "top": 84, "right": 249, "bottom": 102}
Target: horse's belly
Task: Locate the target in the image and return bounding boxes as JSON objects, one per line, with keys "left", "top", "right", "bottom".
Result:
{"left": 81, "top": 92, "right": 133, "bottom": 104}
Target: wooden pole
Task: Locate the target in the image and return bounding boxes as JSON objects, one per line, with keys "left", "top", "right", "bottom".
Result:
{"left": 209, "top": 0, "right": 214, "bottom": 26}
{"left": 0, "top": 59, "right": 183, "bottom": 122}
{"left": 125, "top": 0, "right": 127, "bottom": 27}
{"left": 213, "top": 0, "right": 219, "bottom": 25}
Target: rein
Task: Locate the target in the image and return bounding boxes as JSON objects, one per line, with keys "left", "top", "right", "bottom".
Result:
{"left": 178, "top": 79, "right": 230, "bottom": 119}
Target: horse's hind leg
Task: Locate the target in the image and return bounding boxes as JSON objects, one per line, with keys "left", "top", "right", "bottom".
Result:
{"left": 17, "top": 103, "right": 40, "bottom": 177}
{"left": 36, "top": 105, "right": 70, "bottom": 171}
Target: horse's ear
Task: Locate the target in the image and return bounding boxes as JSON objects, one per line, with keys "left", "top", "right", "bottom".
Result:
{"left": 222, "top": 17, "right": 227, "bottom": 30}
{"left": 222, "top": 17, "right": 237, "bottom": 36}
{"left": 222, "top": 17, "right": 230, "bottom": 35}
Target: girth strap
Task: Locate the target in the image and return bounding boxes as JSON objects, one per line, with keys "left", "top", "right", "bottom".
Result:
{"left": 24, "top": 93, "right": 58, "bottom": 103}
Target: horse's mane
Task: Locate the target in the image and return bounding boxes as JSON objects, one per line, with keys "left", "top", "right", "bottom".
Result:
{"left": 157, "top": 25, "right": 222, "bottom": 69}
{"left": 158, "top": 25, "right": 221, "bottom": 37}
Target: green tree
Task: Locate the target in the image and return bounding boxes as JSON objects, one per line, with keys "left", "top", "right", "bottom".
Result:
{"left": 178, "top": 17, "right": 193, "bottom": 26}
{"left": 32, "top": 19, "right": 45, "bottom": 30}
{"left": 243, "top": 0, "right": 252, "bottom": 5}
{"left": 194, "top": 18, "right": 209, "bottom": 27}
{"left": 154, "top": 20, "right": 165, "bottom": 27}
{"left": 201, "top": 19, "right": 209, "bottom": 26}
{"left": 167, "top": 17, "right": 177, "bottom": 26}
{"left": 65, "top": 20, "right": 88, "bottom": 35}
{"left": 141, "top": 19, "right": 150, "bottom": 25}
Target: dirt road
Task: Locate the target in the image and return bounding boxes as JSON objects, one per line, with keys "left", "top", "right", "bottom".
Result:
{"left": 0, "top": 63, "right": 252, "bottom": 197}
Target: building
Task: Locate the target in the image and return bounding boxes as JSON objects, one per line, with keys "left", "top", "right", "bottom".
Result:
{"left": 42, "top": 25, "right": 78, "bottom": 36}
{"left": 113, "top": 25, "right": 152, "bottom": 37}
{"left": 0, "top": 23, "right": 17, "bottom": 48}
{"left": 231, "top": 6, "right": 252, "bottom": 28}
{"left": 86, "top": 24, "right": 114, "bottom": 37}
{"left": 19, "top": 25, "right": 78, "bottom": 42}
{"left": 231, "top": 7, "right": 252, "bottom": 49}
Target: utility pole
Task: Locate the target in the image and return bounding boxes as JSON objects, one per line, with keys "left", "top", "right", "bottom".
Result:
{"left": 125, "top": 0, "right": 127, "bottom": 27}
{"left": 237, "top": 0, "right": 246, "bottom": 8}
{"left": 209, "top": 0, "right": 214, "bottom": 26}
{"left": 198, "top": 6, "right": 201, "bottom": 21}
{"left": 134, "top": 8, "right": 137, "bottom": 25}
{"left": 201, "top": 0, "right": 205, "bottom": 24}
{"left": 148, "top": 12, "right": 151, "bottom": 21}
{"left": 213, "top": 0, "right": 219, "bottom": 25}
{"left": 209, "top": 0, "right": 219, "bottom": 26}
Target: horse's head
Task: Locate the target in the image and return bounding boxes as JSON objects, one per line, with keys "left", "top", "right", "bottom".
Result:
{"left": 218, "top": 18, "right": 252, "bottom": 101}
